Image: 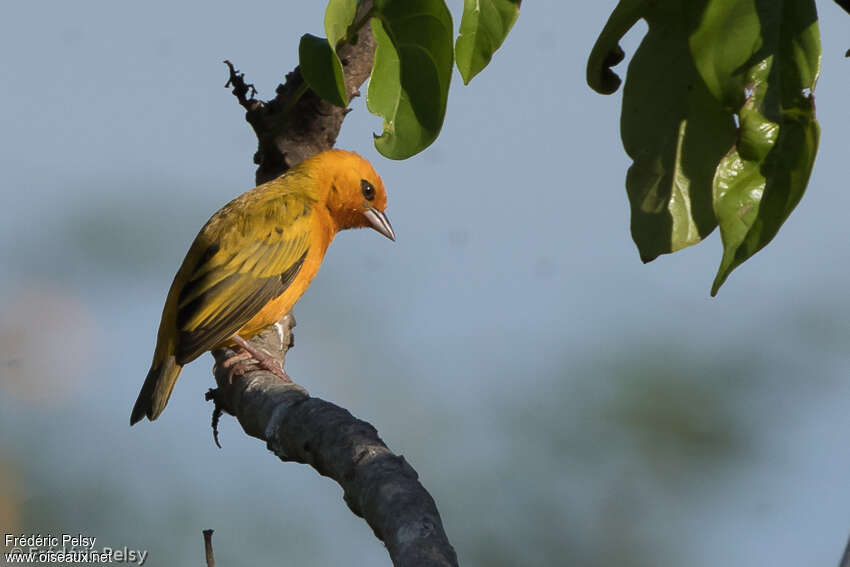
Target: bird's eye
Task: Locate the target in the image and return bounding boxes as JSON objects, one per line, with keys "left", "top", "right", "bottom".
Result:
{"left": 361, "top": 179, "right": 376, "bottom": 201}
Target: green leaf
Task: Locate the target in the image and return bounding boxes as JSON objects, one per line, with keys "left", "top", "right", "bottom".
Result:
{"left": 300, "top": 0, "right": 357, "bottom": 108}
{"left": 299, "top": 33, "right": 348, "bottom": 107}
{"left": 620, "top": 3, "right": 736, "bottom": 261}
{"left": 703, "top": 0, "right": 821, "bottom": 295}
{"left": 325, "top": 0, "right": 357, "bottom": 48}
{"left": 367, "top": 0, "right": 454, "bottom": 159}
{"left": 455, "top": 0, "right": 520, "bottom": 84}
{"left": 688, "top": 1, "right": 761, "bottom": 110}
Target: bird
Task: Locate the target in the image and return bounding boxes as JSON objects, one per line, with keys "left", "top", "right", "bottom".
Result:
{"left": 130, "top": 149, "right": 395, "bottom": 425}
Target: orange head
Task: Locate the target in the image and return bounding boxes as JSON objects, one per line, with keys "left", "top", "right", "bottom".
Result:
{"left": 307, "top": 149, "right": 395, "bottom": 241}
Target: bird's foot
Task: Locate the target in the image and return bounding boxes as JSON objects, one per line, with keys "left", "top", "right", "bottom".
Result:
{"left": 215, "top": 350, "right": 254, "bottom": 384}
{"left": 212, "top": 351, "right": 250, "bottom": 374}
{"left": 230, "top": 334, "right": 293, "bottom": 383}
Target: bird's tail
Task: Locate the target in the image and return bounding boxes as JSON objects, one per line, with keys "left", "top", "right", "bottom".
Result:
{"left": 130, "top": 355, "right": 182, "bottom": 425}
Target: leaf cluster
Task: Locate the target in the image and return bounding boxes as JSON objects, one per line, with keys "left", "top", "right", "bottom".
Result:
{"left": 299, "top": 0, "right": 521, "bottom": 160}
{"left": 296, "top": 0, "right": 836, "bottom": 295}
{"left": 587, "top": 0, "right": 821, "bottom": 294}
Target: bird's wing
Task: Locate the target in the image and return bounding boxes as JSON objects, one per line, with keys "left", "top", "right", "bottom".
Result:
{"left": 172, "top": 191, "right": 314, "bottom": 364}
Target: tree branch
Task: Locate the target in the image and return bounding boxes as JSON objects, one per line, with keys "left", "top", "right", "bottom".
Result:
{"left": 209, "top": 317, "right": 458, "bottom": 567}
{"left": 226, "top": 0, "right": 377, "bottom": 185}
{"left": 216, "top": 3, "right": 459, "bottom": 565}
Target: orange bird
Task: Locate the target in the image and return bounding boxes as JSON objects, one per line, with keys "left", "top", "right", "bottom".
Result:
{"left": 131, "top": 150, "right": 394, "bottom": 425}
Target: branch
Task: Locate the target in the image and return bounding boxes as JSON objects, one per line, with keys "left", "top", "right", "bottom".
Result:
{"left": 209, "top": 317, "right": 458, "bottom": 567}
{"left": 217, "top": 4, "right": 459, "bottom": 565}
{"left": 838, "top": 529, "right": 850, "bottom": 567}
{"left": 226, "top": 0, "right": 377, "bottom": 185}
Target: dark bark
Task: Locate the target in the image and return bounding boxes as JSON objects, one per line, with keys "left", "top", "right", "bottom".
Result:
{"left": 226, "top": 1, "right": 377, "bottom": 185}
{"left": 209, "top": 318, "right": 458, "bottom": 567}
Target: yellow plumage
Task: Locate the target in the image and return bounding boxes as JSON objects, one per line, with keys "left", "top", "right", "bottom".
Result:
{"left": 131, "top": 150, "right": 394, "bottom": 424}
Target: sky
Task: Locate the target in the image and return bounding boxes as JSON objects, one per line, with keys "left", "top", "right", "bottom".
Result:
{"left": 1, "top": 2, "right": 850, "bottom": 566}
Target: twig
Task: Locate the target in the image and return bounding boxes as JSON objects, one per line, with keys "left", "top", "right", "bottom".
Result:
{"left": 223, "top": 60, "right": 259, "bottom": 111}
{"left": 205, "top": 388, "right": 224, "bottom": 448}
{"left": 202, "top": 529, "right": 215, "bottom": 567}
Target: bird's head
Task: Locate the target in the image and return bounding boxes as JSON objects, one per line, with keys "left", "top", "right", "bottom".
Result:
{"left": 315, "top": 150, "right": 395, "bottom": 241}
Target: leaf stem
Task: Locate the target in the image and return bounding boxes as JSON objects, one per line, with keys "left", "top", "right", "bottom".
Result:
{"left": 346, "top": 2, "right": 376, "bottom": 46}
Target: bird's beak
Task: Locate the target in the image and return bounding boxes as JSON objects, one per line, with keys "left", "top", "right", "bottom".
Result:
{"left": 363, "top": 206, "right": 396, "bottom": 241}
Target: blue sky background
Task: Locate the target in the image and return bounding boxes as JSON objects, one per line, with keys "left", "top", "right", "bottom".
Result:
{"left": 2, "top": 2, "right": 850, "bottom": 565}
